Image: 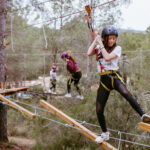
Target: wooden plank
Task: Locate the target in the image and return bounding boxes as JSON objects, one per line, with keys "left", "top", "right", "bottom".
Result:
{"left": 40, "top": 100, "right": 117, "bottom": 150}
{"left": 139, "top": 122, "right": 150, "bottom": 132}
{"left": 0, "top": 95, "right": 36, "bottom": 119}
{"left": 0, "top": 87, "right": 29, "bottom": 95}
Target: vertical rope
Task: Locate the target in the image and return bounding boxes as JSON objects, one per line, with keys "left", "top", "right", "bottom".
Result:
{"left": 40, "top": 5, "right": 48, "bottom": 50}
{"left": 117, "top": 131, "right": 122, "bottom": 150}
{"left": 42, "top": 23, "right": 48, "bottom": 49}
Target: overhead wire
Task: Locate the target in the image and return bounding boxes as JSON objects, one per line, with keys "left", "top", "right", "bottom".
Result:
{"left": 25, "top": 0, "right": 117, "bottom": 28}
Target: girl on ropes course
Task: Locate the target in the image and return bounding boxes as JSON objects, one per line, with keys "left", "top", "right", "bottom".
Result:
{"left": 61, "top": 50, "right": 84, "bottom": 100}
{"left": 49, "top": 63, "right": 57, "bottom": 94}
{"left": 87, "top": 25, "right": 150, "bottom": 143}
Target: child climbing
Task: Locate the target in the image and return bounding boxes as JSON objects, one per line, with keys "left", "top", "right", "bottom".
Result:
{"left": 87, "top": 25, "right": 150, "bottom": 143}
{"left": 49, "top": 64, "right": 57, "bottom": 94}
{"left": 61, "top": 50, "right": 84, "bottom": 100}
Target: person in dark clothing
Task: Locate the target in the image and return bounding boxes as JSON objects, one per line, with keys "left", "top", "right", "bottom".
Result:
{"left": 49, "top": 65, "right": 57, "bottom": 94}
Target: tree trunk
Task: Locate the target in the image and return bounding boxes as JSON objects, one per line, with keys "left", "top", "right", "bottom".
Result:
{"left": 0, "top": 0, "right": 8, "bottom": 143}
{"left": 60, "top": 0, "right": 63, "bottom": 28}
{"left": 0, "top": 104, "right": 8, "bottom": 142}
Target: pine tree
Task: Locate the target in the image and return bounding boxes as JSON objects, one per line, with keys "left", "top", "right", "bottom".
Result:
{"left": 0, "top": 0, "right": 8, "bottom": 143}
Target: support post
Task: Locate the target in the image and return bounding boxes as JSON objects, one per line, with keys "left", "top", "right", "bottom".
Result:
{"left": 0, "top": 0, "right": 8, "bottom": 143}
{"left": 0, "top": 87, "right": 29, "bottom": 95}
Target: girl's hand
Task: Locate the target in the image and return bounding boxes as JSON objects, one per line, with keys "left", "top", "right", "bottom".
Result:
{"left": 95, "top": 35, "right": 101, "bottom": 42}
{"left": 94, "top": 29, "right": 99, "bottom": 36}
{"left": 95, "top": 35, "right": 104, "bottom": 48}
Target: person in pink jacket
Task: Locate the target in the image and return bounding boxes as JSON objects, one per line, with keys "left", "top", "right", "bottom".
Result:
{"left": 61, "top": 51, "right": 84, "bottom": 100}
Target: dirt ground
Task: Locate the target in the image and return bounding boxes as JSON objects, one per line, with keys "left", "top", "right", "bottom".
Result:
{"left": 24, "top": 75, "right": 65, "bottom": 93}
{"left": 0, "top": 142, "right": 32, "bottom": 150}
{"left": 0, "top": 137, "right": 36, "bottom": 150}
{"left": 9, "top": 137, "right": 36, "bottom": 148}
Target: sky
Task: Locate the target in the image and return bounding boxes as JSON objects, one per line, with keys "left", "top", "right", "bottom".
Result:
{"left": 120, "top": 0, "right": 150, "bottom": 31}
{"left": 26, "top": 0, "right": 150, "bottom": 31}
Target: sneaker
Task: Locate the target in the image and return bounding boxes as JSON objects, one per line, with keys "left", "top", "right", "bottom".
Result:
{"left": 65, "top": 93, "right": 72, "bottom": 98}
{"left": 76, "top": 95, "right": 81, "bottom": 99}
{"left": 76, "top": 95, "right": 84, "bottom": 100}
{"left": 17, "top": 93, "right": 22, "bottom": 97}
{"left": 48, "top": 89, "right": 52, "bottom": 93}
{"left": 79, "top": 95, "right": 84, "bottom": 100}
{"left": 95, "top": 132, "right": 110, "bottom": 143}
{"left": 142, "top": 114, "right": 150, "bottom": 124}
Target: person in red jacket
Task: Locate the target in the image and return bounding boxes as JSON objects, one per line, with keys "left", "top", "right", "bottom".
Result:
{"left": 61, "top": 50, "right": 84, "bottom": 100}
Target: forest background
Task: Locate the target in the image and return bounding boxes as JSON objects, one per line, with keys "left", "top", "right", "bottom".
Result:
{"left": 1, "top": 0, "right": 150, "bottom": 149}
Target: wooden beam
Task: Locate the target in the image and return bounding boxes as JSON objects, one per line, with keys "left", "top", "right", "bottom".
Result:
{"left": 0, "top": 95, "right": 36, "bottom": 119}
{"left": 139, "top": 122, "right": 150, "bottom": 132}
{"left": 0, "top": 87, "right": 29, "bottom": 95}
{"left": 40, "top": 100, "right": 117, "bottom": 150}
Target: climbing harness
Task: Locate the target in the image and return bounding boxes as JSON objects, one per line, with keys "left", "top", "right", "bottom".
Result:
{"left": 99, "top": 71, "right": 126, "bottom": 92}
{"left": 69, "top": 70, "right": 81, "bottom": 85}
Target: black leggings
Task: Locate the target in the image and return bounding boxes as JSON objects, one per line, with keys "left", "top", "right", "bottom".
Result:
{"left": 50, "top": 79, "right": 56, "bottom": 91}
{"left": 96, "top": 73, "right": 145, "bottom": 132}
{"left": 67, "top": 71, "right": 82, "bottom": 95}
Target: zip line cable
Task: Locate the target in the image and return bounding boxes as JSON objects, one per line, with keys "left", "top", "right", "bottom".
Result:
{"left": 25, "top": 0, "right": 117, "bottom": 28}
{"left": 1, "top": 0, "right": 117, "bottom": 35}
{"left": 5, "top": 0, "right": 149, "bottom": 55}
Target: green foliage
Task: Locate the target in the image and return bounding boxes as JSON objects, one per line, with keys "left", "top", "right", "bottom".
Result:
{"left": 7, "top": 86, "right": 150, "bottom": 150}
{"left": 118, "top": 26, "right": 150, "bottom": 50}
